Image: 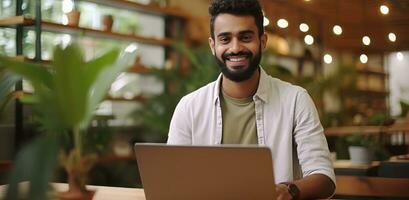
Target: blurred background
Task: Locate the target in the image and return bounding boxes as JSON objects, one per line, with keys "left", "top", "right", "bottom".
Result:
{"left": 0, "top": 0, "right": 409, "bottom": 197}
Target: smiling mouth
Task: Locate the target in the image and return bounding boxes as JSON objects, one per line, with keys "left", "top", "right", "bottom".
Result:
{"left": 226, "top": 56, "right": 248, "bottom": 62}
{"left": 225, "top": 55, "right": 249, "bottom": 69}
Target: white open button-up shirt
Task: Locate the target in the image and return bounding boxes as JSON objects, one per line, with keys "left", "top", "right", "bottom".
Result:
{"left": 167, "top": 67, "right": 336, "bottom": 185}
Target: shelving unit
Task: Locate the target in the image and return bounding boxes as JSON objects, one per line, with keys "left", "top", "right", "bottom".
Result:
{"left": 355, "top": 63, "right": 389, "bottom": 114}
{"left": 0, "top": 0, "right": 189, "bottom": 153}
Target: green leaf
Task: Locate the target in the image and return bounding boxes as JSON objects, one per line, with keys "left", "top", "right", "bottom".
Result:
{"left": 0, "top": 56, "right": 53, "bottom": 89}
{"left": 0, "top": 72, "right": 20, "bottom": 113}
{"left": 82, "top": 49, "right": 133, "bottom": 128}
{"left": 83, "top": 48, "right": 120, "bottom": 91}
{"left": 52, "top": 44, "right": 88, "bottom": 128}
{"left": 5, "top": 136, "right": 59, "bottom": 200}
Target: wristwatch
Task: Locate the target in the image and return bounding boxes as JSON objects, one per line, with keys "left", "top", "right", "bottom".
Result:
{"left": 280, "top": 182, "right": 300, "bottom": 200}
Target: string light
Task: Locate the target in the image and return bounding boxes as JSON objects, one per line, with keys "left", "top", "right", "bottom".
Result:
{"left": 304, "top": 35, "right": 314, "bottom": 45}
{"left": 299, "top": 23, "right": 309, "bottom": 32}
{"left": 380, "top": 5, "right": 389, "bottom": 15}
{"left": 362, "top": 36, "right": 371, "bottom": 46}
{"left": 388, "top": 32, "right": 396, "bottom": 42}
{"left": 277, "top": 18, "right": 289, "bottom": 29}
{"left": 332, "top": 25, "right": 342, "bottom": 35}
{"left": 324, "top": 54, "right": 333, "bottom": 64}
{"left": 263, "top": 17, "right": 270, "bottom": 27}
{"left": 360, "top": 54, "right": 368, "bottom": 64}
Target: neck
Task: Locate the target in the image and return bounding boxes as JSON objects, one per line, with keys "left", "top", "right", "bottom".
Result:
{"left": 221, "top": 68, "right": 260, "bottom": 99}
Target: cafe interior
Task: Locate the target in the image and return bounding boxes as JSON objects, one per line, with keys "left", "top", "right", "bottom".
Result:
{"left": 0, "top": 0, "right": 409, "bottom": 199}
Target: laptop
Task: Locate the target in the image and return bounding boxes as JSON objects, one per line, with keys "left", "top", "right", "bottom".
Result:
{"left": 134, "top": 143, "right": 276, "bottom": 200}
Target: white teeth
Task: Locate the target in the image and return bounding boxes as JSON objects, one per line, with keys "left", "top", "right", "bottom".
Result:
{"left": 229, "top": 57, "right": 246, "bottom": 62}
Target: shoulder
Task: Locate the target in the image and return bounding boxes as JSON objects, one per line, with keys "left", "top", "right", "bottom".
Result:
{"left": 267, "top": 76, "right": 308, "bottom": 99}
{"left": 179, "top": 80, "right": 218, "bottom": 106}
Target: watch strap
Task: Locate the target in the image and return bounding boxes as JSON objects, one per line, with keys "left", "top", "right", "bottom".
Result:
{"left": 280, "top": 182, "right": 300, "bottom": 200}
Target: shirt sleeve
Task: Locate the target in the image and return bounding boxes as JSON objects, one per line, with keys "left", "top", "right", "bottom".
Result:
{"left": 293, "top": 90, "right": 336, "bottom": 186}
{"left": 167, "top": 96, "right": 192, "bottom": 144}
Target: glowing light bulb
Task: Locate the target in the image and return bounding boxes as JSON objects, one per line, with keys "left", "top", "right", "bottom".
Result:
{"left": 263, "top": 17, "right": 270, "bottom": 27}
{"left": 304, "top": 35, "right": 314, "bottom": 45}
{"left": 360, "top": 54, "right": 368, "bottom": 64}
{"left": 380, "top": 5, "right": 389, "bottom": 15}
{"left": 388, "top": 32, "right": 396, "bottom": 42}
{"left": 324, "top": 54, "right": 333, "bottom": 64}
{"left": 362, "top": 36, "right": 371, "bottom": 46}
{"left": 333, "top": 25, "right": 342, "bottom": 35}
{"left": 299, "top": 23, "right": 309, "bottom": 32}
{"left": 277, "top": 18, "right": 289, "bottom": 29}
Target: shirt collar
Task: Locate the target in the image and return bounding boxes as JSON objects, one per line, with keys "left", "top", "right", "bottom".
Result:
{"left": 213, "top": 66, "right": 271, "bottom": 105}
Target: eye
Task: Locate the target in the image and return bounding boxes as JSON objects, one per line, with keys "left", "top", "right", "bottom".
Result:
{"left": 218, "top": 36, "right": 230, "bottom": 44}
{"left": 240, "top": 34, "right": 253, "bottom": 42}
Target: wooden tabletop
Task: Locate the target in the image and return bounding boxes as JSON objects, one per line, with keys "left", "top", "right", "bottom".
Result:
{"left": 0, "top": 182, "right": 146, "bottom": 200}
{"left": 333, "top": 160, "right": 380, "bottom": 170}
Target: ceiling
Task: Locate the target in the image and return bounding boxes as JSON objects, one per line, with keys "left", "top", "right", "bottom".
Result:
{"left": 260, "top": 0, "right": 409, "bottom": 53}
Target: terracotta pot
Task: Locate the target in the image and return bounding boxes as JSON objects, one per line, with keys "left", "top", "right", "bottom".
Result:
{"left": 57, "top": 151, "right": 98, "bottom": 200}
{"left": 67, "top": 10, "right": 81, "bottom": 27}
{"left": 57, "top": 168, "right": 95, "bottom": 200}
{"left": 102, "top": 15, "right": 114, "bottom": 32}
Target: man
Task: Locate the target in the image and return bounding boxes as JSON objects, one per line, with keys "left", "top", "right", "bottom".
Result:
{"left": 167, "top": 0, "right": 336, "bottom": 199}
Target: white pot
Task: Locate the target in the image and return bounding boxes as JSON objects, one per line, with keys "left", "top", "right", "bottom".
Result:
{"left": 348, "top": 146, "right": 373, "bottom": 165}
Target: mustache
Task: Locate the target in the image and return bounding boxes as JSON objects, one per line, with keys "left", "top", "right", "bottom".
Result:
{"left": 222, "top": 51, "right": 252, "bottom": 60}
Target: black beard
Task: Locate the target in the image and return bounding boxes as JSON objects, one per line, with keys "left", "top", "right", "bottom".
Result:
{"left": 214, "top": 46, "right": 261, "bottom": 82}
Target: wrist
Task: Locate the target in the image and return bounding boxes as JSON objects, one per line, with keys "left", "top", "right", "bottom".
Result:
{"left": 280, "top": 182, "right": 300, "bottom": 200}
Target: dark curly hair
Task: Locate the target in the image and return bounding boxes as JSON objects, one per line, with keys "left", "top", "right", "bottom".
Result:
{"left": 209, "top": 0, "right": 264, "bottom": 39}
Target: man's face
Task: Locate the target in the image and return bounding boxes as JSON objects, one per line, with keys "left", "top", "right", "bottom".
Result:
{"left": 209, "top": 13, "right": 267, "bottom": 82}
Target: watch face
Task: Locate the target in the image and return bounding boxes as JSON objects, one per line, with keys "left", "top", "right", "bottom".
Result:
{"left": 287, "top": 183, "right": 300, "bottom": 199}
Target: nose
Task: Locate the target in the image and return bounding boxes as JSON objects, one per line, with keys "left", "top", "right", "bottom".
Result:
{"left": 229, "top": 38, "right": 244, "bottom": 53}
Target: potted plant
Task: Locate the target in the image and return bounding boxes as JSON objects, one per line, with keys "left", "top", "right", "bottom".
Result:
{"left": 66, "top": 1, "right": 81, "bottom": 27}
{"left": 345, "top": 133, "right": 389, "bottom": 165}
{"left": 346, "top": 134, "right": 375, "bottom": 165}
{"left": 101, "top": 14, "right": 114, "bottom": 32}
{"left": 0, "top": 43, "right": 134, "bottom": 199}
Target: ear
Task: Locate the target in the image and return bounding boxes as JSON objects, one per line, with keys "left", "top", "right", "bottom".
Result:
{"left": 260, "top": 33, "right": 267, "bottom": 49}
{"left": 208, "top": 37, "right": 215, "bottom": 55}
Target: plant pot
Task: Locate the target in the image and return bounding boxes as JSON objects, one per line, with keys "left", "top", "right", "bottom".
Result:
{"left": 67, "top": 10, "right": 81, "bottom": 27}
{"left": 348, "top": 146, "right": 373, "bottom": 165}
{"left": 57, "top": 151, "right": 98, "bottom": 200}
{"left": 102, "top": 15, "right": 114, "bottom": 32}
{"left": 56, "top": 168, "right": 95, "bottom": 200}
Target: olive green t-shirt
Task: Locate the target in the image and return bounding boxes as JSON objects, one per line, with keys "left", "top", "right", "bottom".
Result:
{"left": 220, "top": 89, "right": 258, "bottom": 144}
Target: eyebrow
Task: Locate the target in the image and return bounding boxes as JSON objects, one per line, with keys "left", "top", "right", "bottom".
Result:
{"left": 216, "top": 30, "right": 255, "bottom": 38}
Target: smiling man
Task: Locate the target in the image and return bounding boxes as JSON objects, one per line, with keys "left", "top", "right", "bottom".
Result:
{"left": 167, "top": 0, "right": 336, "bottom": 199}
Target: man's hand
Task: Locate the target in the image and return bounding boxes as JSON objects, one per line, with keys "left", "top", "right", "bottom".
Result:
{"left": 275, "top": 184, "right": 294, "bottom": 200}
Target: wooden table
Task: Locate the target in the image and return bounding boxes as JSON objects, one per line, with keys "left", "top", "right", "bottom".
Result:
{"left": 0, "top": 182, "right": 146, "bottom": 200}
{"left": 333, "top": 160, "right": 379, "bottom": 176}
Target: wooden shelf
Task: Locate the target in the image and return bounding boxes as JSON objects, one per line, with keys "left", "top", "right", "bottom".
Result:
{"left": 39, "top": 20, "right": 173, "bottom": 46}
{"left": 127, "top": 64, "right": 152, "bottom": 74}
{"left": 78, "top": 0, "right": 190, "bottom": 19}
{"left": 325, "top": 126, "right": 386, "bottom": 136}
{"left": 0, "top": 16, "right": 34, "bottom": 26}
{"left": 357, "top": 89, "right": 389, "bottom": 96}
{"left": 12, "top": 90, "right": 145, "bottom": 104}
{"left": 0, "top": 16, "right": 174, "bottom": 46}
{"left": 106, "top": 95, "right": 145, "bottom": 102}
{"left": 357, "top": 68, "right": 388, "bottom": 76}
{"left": 14, "top": 56, "right": 153, "bottom": 74}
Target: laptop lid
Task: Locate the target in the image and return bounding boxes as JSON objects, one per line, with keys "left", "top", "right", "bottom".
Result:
{"left": 134, "top": 143, "right": 276, "bottom": 200}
